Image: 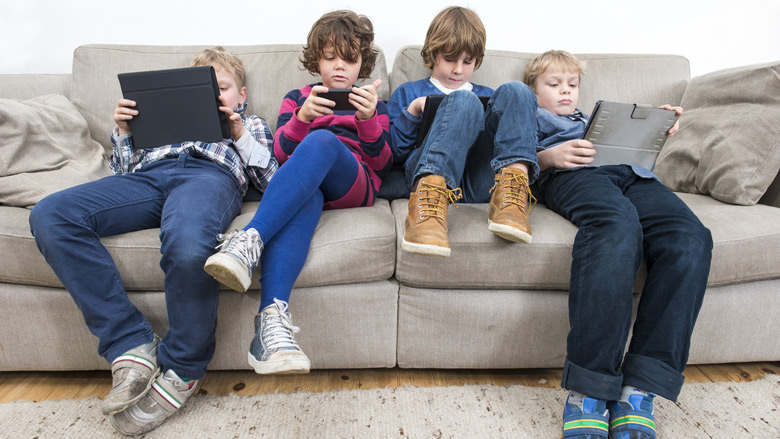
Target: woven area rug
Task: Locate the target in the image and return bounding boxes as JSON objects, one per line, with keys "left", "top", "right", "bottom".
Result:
{"left": 2, "top": 375, "right": 778, "bottom": 438}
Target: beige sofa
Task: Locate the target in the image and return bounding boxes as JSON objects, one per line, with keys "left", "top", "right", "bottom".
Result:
{"left": 1, "top": 44, "right": 779, "bottom": 373}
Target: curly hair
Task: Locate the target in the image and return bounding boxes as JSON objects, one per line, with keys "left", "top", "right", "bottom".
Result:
{"left": 524, "top": 50, "right": 586, "bottom": 93}
{"left": 421, "top": 7, "right": 486, "bottom": 70}
{"left": 301, "top": 10, "right": 378, "bottom": 79}
{"left": 190, "top": 46, "right": 246, "bottom": 89}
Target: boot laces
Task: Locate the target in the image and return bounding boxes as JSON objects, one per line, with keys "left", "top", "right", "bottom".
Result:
{"left": 490, "top": 171, "right": 537, "bottom": 213}
{"left": 417, "top": 181, "right": 463, "bottom": 222}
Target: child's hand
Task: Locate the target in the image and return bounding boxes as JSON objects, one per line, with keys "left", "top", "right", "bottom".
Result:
{"left": 114, "top": 99, "right": 138, "bottom": 136}
{"left": 299, "top": 85, "right": 337, "bottom": 123}
{"left": 538, "top": 139, "right": 595, "bottom": 171}
{"left": 218, "top": 95, "right": 246, "bottom": 141}
{"left": 660, "top": 105, "right": 684, "bottom": 136}
{"left": 407, "top": 96, "right": 427, "bottom": 117}
{"left": 351, "top": 79, "right": 382, "bottom": 121}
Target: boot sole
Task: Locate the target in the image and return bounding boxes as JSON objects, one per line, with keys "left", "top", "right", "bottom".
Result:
{"left": 401, "top": 239, "right": 451, "bottom": 257}
{"left": 488, "top": 221, "right": 532, "bottom": 243}
{"left": 204, "top": 254, "right": 251, "bottom": 292}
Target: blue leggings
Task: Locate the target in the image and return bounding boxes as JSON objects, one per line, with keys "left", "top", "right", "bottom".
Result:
{"left": 244, "top": 130, "right": 369, "bottom": 311}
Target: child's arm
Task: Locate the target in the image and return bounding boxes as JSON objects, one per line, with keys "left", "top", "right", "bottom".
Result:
{"left": 109, "top": 99, "right": 145, "bottom": 175}
{"left": 238, "top": 115, "right": 278, "bottom": 192}
{"left": 537, "top": 139, "right": 596, "bottom": 171}
{"left": 354, "top": 92, "right": 393, "bottom": 178}
{"left": 387, "top": 84, "right": 424, "bottom": 164}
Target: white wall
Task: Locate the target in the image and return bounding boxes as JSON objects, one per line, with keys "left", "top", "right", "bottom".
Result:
{"left": 2, "top": 0, "right": 778, "bottom": 77}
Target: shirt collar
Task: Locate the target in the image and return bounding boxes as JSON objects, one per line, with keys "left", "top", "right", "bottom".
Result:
{"left": 429, "top": 77, "right": 473, "bottom": 94}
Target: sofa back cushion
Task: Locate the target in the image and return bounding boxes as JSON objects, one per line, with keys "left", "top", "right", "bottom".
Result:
{"left": 389, "top": 46, "right": 690, "bottom": 115}
{"left": 70, "top": 44, "right": 389, "bottom": 154}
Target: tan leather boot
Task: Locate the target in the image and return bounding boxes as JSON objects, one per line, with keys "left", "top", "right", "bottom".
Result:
{"left": 488, "top": 168, "right": 536, "bottom": 243}
{"left": 402, "top": 175, "right": 462, "bottom": 257}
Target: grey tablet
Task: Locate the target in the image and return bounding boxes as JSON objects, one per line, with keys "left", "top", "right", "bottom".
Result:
{"left": 118, "top": 66, "right": 230, "bottom": 149}
{"left": 582, "top": 100, "right": 679, "bottom": 169}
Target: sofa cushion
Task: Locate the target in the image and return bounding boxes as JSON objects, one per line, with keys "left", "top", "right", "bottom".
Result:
{"left": 0, "top": 94, "right": 110, "bottom": 208}
{"left": 391, "top": 193, "right": 780, "bottom": 290}
{"left": 389, "top": 46, "right": 690, "bottom": 114}
{"left": 654, "top": 61, "right": 780, "bottom": 206}
{"left": 0, "top": 200, "right": 396, "bottom": 290}
{"left": 70, "top": 44, "right": 390, "bottom": 155}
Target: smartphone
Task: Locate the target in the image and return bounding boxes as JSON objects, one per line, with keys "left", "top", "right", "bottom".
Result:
{"left": 318, "top": 88, "right": 354, "bottom": 111}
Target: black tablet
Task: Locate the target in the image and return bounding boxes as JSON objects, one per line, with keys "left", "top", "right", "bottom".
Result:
{"left": 118, "top": 66, "right": 230, "bottom": 149}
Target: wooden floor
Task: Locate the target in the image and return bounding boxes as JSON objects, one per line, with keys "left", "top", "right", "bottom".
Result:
{"left": 2, "top": 362, "right": 778, "bottom": 403}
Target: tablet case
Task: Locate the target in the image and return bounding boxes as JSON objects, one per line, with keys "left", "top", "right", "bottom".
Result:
{"left": 416, "top": 94, "right": 490, "bottom": 148}
{"left": 118, "top": 66, "right": 230, "bottom": 149}
{"left": 582, "top": 100, "right": 679, "bottom": 169}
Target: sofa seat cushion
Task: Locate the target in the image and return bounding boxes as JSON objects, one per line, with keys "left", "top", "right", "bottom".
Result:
{"left": 0, "top": 200, "right": 396, "bottom": 290}
{"left": 391, "top": 193, "right": 780, "bottom": 290}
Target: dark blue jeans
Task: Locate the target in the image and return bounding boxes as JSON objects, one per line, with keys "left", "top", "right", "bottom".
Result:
{"left": 533, "top": 165, "right": 712, "bottom": 402}
{"left": 29, "top": 155, "right": 242, "bottom": 379}
{"left": 405, "top": 81, "right": 540, "bottom": 203}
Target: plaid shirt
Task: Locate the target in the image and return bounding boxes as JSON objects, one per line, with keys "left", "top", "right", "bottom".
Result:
{"left": 109, "top": 110, "right": 277, "bottom": 195}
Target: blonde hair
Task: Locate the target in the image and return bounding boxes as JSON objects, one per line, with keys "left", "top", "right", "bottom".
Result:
{"left": 190, "top": 46, "right": 246, "bottom": 89}
{"left": 301, "top": 10, "right": 379, "bottom": 79}
{"left": 421, "top": 6, "right": 486, "bottom": 70}
{"left": 524, "top": 50, "right": 586, "bottom": 92}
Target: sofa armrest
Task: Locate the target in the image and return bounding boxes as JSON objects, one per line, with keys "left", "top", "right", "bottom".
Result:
{"left": 0, "top": 74, "right": 71, "bottom": 100}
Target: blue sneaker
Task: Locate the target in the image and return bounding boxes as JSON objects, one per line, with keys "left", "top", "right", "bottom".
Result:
{"left": 608, "top": 387, "right": 656, "bottom": 439}
{"left": 562, "top": 391, "right": 610, "bottom": 438}
{"left": 248, "top": 299, "right": 310, "bottom": 374}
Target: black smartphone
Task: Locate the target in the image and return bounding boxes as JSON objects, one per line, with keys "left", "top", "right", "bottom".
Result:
{"left": 318, "top": 88, "right": 354, "bottom": 111}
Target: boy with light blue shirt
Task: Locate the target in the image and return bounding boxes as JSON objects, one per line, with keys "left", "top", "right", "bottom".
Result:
{"left": 526, "top": 50, "right": 713, "bottom": 439}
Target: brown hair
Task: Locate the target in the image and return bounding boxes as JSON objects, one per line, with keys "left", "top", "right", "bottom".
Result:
{"left": 421, "top": 6, "right": 486, "bottom": 70}
{"left": 524, "top": 50, "right": 586, "bottom": 92}
{"left": 301, "top": 10, "right": 379, "bottom": 78}
{"left": 190, "top": 46, "right": 246, "bottom": 89}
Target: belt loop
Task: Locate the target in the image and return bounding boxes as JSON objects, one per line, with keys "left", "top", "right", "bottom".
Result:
{"left": 177, "top": 152, "right": 187, "bottom": 167}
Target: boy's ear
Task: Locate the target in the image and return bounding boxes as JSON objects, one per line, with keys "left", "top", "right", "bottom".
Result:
{"left": 239, "top": 86, "right": 247, "bottom": 104}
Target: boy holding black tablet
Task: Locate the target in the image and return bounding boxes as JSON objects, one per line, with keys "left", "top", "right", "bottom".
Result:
{"left": 525, "top": 50, "right": 712, "bottom": 439}
{"left": 29, "top": 46, "right": 276, "bottom": 436}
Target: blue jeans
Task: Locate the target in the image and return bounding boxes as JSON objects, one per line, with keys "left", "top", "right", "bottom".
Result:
{"left": 534, "top": 165, "right": 713, "bottom": 402}
{"left": 29, "top": 155, "right": 242, "bottom": 379}
{"left": 404, "top": 82, "right": 539, "bottom": 203}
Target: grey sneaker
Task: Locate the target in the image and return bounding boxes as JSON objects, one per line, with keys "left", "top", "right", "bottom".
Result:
{"left": 248, "top": 299, "right": 311, "bottom": 374}
{"left": 204, "top": 228, "right": 263, "bottom": 293}
{"left": 110, "top": 369, "right": 198, "bottom": 436}
{"left": 102, "top": 335, "right": 161, "bottom": 416}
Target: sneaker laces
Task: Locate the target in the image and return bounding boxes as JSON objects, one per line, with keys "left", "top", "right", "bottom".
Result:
{"left": 215, "top": 229, "right": 261, "bottom": 268}
{"left": 489, "top": 171, "right": 537, "bottom": 213}
{"left": 416, "top": 180, "right": 463, "bottom": 222}
{"left": 261, "top": 299, "right": 302, "bottom": 351}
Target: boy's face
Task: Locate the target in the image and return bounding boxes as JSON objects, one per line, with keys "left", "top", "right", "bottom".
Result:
{"left": 213, "top": 65, "right": 246, "bottom": 110}
{"left": 431, "top": 52, "right": 475, "bottom": 90}
{"left": 318, "top": 44, "right": 362, "bottom": 90}
{"left": 534, "top": 66, "right": 580, "bottom": 116}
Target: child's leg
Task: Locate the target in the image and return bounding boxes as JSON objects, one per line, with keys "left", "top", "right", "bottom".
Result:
{"left": 402, "top": 90, "right": 483, "bottom": 257}
{"left": 404, "top": 90, "right": 484, "bottom": 191}
{"left": 29, "top": 166, "right": 170, "bottom": 363}
{"left": 620, "top": 178, "right": 712, "bottom": 401}
{"left": 537, "top": 166, "right": 645, "bottom": 402}
{"left": 156, "top": 156, "right": 243, "bottom": 380}
{"left": 462, "top": 81, "right": 540, "bottom": 201}
{"left": 245, "top": 130, "right": 364, "bottom": 240}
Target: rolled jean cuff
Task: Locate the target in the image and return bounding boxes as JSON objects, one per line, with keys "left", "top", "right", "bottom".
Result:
{"left": 622, "top": 353, "right": 686, "bottom": 402}
{"left": 561, "top": 357, "right": 623, "bottom": 401}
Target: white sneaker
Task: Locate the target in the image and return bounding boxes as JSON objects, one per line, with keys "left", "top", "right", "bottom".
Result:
{"left": 102, "top": 335, "right": 160, "bottom": 415}
{"left": 204, "top": 228, "right": 263, "bottom": 292}
{"left": 248, "top": 299, "right": 311, "bottom": 374}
